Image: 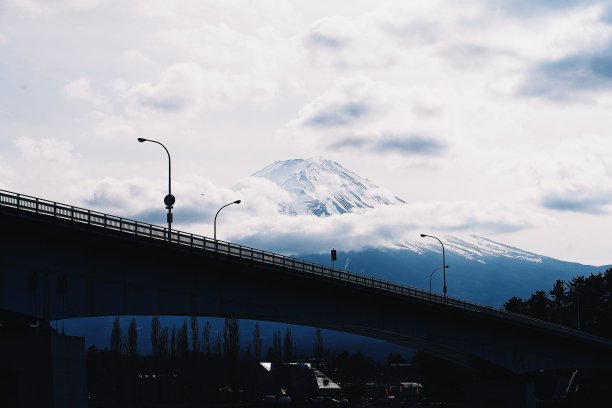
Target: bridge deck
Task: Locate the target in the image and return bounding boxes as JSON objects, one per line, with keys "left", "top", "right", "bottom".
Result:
{"left": 1, "top": 188, "right": 610, "bottom": 350}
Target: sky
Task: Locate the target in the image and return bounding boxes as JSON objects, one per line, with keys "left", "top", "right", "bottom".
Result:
{"left": 1, "top": 0, "right": 612, "bottom": 265}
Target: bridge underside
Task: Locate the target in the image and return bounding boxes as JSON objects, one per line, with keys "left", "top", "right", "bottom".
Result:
{"left": 2, "top": 206, "right": 612, "bottom": 375}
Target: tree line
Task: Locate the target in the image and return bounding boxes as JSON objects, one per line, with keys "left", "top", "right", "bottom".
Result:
{"left": 502, "top": 267, "right": 612, "bottom": 339}
{"left": 89, "top": 316, "right": 328, "bottom": 405}
{"left": 109, "top": 316, "right": 326, "bottom": 362}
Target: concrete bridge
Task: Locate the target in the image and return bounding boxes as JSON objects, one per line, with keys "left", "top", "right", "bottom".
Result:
{"left": 1, "top": 189, "right": 612, "bottom": 407}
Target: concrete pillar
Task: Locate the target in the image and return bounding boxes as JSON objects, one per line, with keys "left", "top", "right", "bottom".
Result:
{"left": 0, "top": 329, "right": 87, "bottom": 408}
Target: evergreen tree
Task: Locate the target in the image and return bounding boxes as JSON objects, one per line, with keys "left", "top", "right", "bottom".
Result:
{"left": 252, "top": 321, "right": 261, "bottom": 361}
{"left": 502, "top": 268, "right": 612, "bottom": 339}
{"left": 126, "top": 319, "right": 138, "bottom": 358}
{"left": 271, "top": 329, "right": 282, "bottom": 363}
{"left": 502, "top": 296, "right": 524, "bottom": 314}
{"left": 202, "top": 320, "right": 211, "bottom": 357}
{"left": 170, "top": 326, "right": 177, "bottom": 359}
{"left": 525, "top": 290, "right": 551, "bottom": 320}
{"left": 213, "top": 330, "right": 223, "bottom": 356}
{"left": 283, "top": 327, "right": 295, "bottom": 362}
{"left": 191, "top": 316, "right": 199, "bottom": 356}
{"left": 160, "top": 327, "right": 169, "bottom": 357}
{"left": 223, "top": 318, "right": 240, "bottom": 362}
{"left": 110, "top": 317, "right": 122, "bottom": 354}
{"left": 314, "top": 327, "right": 324, "bottom": 360}
{"left": 151, "top": 316, "right": 161, "bottom": 356}
{"left": 178, "top": 319, "right": 189, "bottom": 359}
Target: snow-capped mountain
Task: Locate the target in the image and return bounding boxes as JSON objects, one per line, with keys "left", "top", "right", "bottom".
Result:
{"left": 243, "top": 157, "right": 609, "bottom": 307}
{"left": 399, "top": 234, "right": 544, "bottom": 264}
{"left": 252, "top": 157, "right": 405, "bottom": 216}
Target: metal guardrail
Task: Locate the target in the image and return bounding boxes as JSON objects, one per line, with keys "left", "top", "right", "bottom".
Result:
{"left": 0, "top": 189, "right": 608, "bottom": 344}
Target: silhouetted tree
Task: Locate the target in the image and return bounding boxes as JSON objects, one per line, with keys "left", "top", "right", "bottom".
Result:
{"left": 223, "top": 318, "right": 240, "bottom": 362}
{"left": 202, "top": 320, "right": 211, "bottom": 357}
{"left": 110, "top": 317, "right": 122, "bottom": 354}
{"left": 170, "top": 325, "right": 177, "bottom": 359}
{"left": 503, "top": 268, "right": 612, "bottom": 339}
{"left": 178, "top": 319, "right": 189, "bottom": 359}
{"left": 334, "top": 351, "right": 376, "bottom": 385}
{"left": 252, "top": 321, "right": 261, "bottom": 361}
{"left": 525, "top": 290, "right": 551, "bottom": 320}
{"left": 314, "top": 327, "right": 324, "bottom": 360}
{"left": 151, "top": 316, "right": 161, "bottom": 357}
{"left": 386, "top": 352, "right": 406, "bottom": 364}
{"left": 213, "top": 331, "right": 223, "bottom": 356}
{"left": 126, "top": 319, "right": 138, "bottom": 358}
{"left": 502, "top": 296, "right": 525, "bottom": 314}
{"left": 191, "top": 316, "right": 199, "bottom": 356}
{"left": 160, "top": 327, "right": 169, "bottom": 357}
{"left": 269, "top": 329, "right": 282, "bottom": 363}
{"left": 283, "top": 327, "right": 295, "bottom": 362}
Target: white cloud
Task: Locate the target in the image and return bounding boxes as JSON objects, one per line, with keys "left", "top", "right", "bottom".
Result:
{"left": 7, "top": 0, "right": 102, "bottom": 15}
{"left": 226, "top": 200, "right": 544, "bottom": 255}
{"left": 534, "top": 134, "right": 612, "bottom": 214}
{"left": 292, "top": 77, "right": 384, "bottom": 128}
{"left": 14, "top": 137, "right": 75, "bottom": 164}
{"left": 63, "top": 77, "right": 109, "bottom": 109}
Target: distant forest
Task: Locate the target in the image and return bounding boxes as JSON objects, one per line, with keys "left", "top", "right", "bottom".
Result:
{"left": 502, "top": 267, "right": 612, "bottom": 339}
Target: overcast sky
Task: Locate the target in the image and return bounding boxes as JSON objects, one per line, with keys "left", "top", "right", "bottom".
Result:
{"left": 2, "top": 0, "right": 612, "bottom": 265}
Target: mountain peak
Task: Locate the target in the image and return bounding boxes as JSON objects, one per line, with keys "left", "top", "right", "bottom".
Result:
{"left": 252, "top": 157, "right": 405, "bottom": 216}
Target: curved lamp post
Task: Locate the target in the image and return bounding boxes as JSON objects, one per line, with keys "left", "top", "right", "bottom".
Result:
{"left": 137, "top": 138, "right": 175, "bottom": 241}
{"left": 421, "top": 234, "right": 447, "bottom": 300}
{"left": 214, "top": 200, "right": 241, "bottom": 241}
{"left": 429, "top": 265, "right": 450, "bottom": 295}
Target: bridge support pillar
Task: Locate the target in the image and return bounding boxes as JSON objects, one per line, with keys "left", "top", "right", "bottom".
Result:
{"left": 0, "top": 328, "right": 87, "bottom": 408}
{"left": 464, "top": 377, "right": 535, "bottom": 408}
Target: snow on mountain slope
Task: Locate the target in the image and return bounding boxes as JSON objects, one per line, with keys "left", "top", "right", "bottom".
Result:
{"left": 251, "top": 157, "right": 546, "bottom": 265}
{"left": 252, "top": 157, "right": 405, "bottom": 216}
{"left": 398, "top": 234, "right": 543, "bottom": 263}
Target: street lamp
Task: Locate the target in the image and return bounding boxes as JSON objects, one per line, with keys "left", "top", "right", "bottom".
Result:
{"left": 421, "top": 234, "right": 448, "bottom": 299}
{"left": 429, "top": 265, "right": 450, "bottom": 295}
{"left": 214, "top": 200, "right": 241, "bottom": 241}
{"left": 137, "top": 138, "right": 175, "bottom": 241}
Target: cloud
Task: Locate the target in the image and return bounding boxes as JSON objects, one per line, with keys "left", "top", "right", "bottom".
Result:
{"left": 303, "top": 102, "right": 369, "bottom": 127}
{"left": 541, "top": 192, "right": 612, "bottom": 214}
{"left": 124, "top": 63, "right": 202, "bottom": 115}
{"left": 14, "top": 137, "right": 75, "bottom": 164}
{"left": 299, "top": 14, "right": 399, "bottom": 69}
{"left": 491, "top": 0, "right": 600, "bottom": 15}
{"left": 6, "top": 0, "right": 102, "bottom": 15}
{"left": 520, "top": 44, "right": 612, "bottom": 98}
{"left": 232, "top": 200, "right": 539, "bottom": 255}
{"left": 292, "top": 77, "right": 383, "bottom": 129}
{"left": 534, "top": 134, "right": 612, "bottom": 214}
{"left": 63, "top": 77, "right": 109, "bottom": 108}
{"left": 373, "top": 135, "right": 445, "bottom": 155}
{"left": 330, "top": 134, "right": 446, "bottom": 156}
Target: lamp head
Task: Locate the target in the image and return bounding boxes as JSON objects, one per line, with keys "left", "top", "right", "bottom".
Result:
{"left": 234, "top": 199, "right": 242, "bottom": 204}
{"left": 137, "top": 138, "right": 147, "bottom": 143}
{"left": 420, "top": 233, "right": 427, "bottom": 237}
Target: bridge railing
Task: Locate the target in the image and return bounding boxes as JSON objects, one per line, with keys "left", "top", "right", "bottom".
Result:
{"left": 0, "top": 189, "right": 605, "bottom": 343}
